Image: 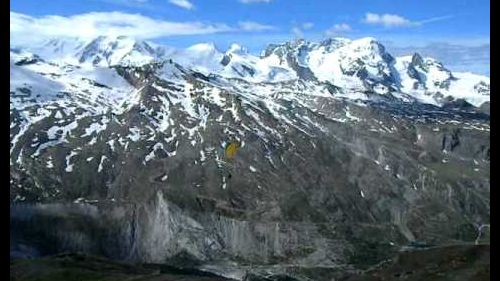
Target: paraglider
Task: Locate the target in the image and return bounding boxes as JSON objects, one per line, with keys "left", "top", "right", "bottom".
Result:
{"left": 223, "top": 141, "right": 241, "bottom": 178}
{"left": 224, "top": 141, "right": 241, "bottom": 160}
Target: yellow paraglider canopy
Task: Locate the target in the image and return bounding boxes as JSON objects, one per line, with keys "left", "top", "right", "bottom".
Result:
{"left": 224, "top": 141, "right": 240, "bottom": 160}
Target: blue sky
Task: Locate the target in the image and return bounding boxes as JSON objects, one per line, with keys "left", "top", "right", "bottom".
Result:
{"left": 11, "top": 0, "right": 490, "bottom": 74}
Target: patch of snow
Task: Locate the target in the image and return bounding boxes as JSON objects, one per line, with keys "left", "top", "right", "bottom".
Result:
{"left": 144, "top": 143, "right": 164, "bottom": 163}
{"left": 65, "top": 151, "right": 78, "bottom": 172}
{"left": 81, "top": 117, "right": 109, "bottom": 137}
{"left": 98, "top": 155, "right": 107, "bottom": 172}
{"left": 128, "top": 127, "right": 142, "bottom": 142}
{"left": 107, "top": 139, "right": 115, "bottom": 152}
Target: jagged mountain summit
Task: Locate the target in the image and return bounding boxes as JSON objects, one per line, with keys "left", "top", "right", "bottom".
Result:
{"left": 10, "top": 35, "right": 489, "bottom": 281}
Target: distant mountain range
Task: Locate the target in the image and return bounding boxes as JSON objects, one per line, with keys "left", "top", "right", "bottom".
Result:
{"left": 386, "top": 42, "right": 490, "bottom": 76}
{"left": 10, "top": 35, "right": 490, "bottom": 281}
{"left": 11, "top": 35, "right": 490, "bottom": 107}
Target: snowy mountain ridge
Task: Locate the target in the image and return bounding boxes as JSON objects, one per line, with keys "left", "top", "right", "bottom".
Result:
{"left": 11, "top": 35, "right": 489, "bottom": 108}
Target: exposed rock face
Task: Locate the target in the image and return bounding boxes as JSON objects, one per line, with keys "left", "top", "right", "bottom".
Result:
{"left": 10, "top": 36, "right": 490, "bottom": 280}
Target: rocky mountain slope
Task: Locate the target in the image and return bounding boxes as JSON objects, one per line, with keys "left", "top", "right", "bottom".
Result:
{"left": 10, "top": 35, "right": 490, "bottom": 280}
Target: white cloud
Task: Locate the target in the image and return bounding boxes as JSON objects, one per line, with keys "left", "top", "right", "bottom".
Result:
{"left": 10, "top": 11, "right": 225, "bottom": 43}
{"left": 417, "top": 15, "right": 455, "bottom": 25}
{"left": 238, "top": 21, "right": 275, "bottom": 31}
{"left": 291, "top": 27, "right": 303, "bottom": 38}
{"left": 362, "top": 13, "right": 454, "bottom": 28}
{"left": 168, "top": 0, "right": 194, "bottom": 10}
{"left": 302, "top": 22, "right": 314, "bottom": 30}
{"left": 10, "top": 11, "right": 276, "bottom": 45}
{"left": 290, "top": 22, "right": 313, "bottom": 38}
{"left": 325, "top": 23, "right": 352, "bottom": 36}
{"left": 362, "top": 13, "right": 414, "bottom": 27}
{"left": 239, "top": 0, "right": 272, "bottom": 3}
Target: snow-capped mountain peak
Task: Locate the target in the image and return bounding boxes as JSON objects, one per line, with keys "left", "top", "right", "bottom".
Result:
{"left": 13, "top": 37, "right": 87, "bottom": 64}
{"left": 226, "top": 43, "right": 248, "bottom": 55}
{"left": 42, "top": 37, "right": 86, "bottom": 55}
{"left": 186, "top": 42, "right": 220, "bottom": 54}
{"left": 76, "top": 35, "right": 160, "bottom": 66}
{"left": 172, "top": 42, "right": 224, "bottom": 75}
{"left": 318, "top": 37, "right": 351, "bottom": 52}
